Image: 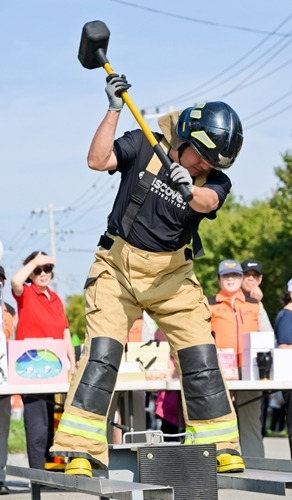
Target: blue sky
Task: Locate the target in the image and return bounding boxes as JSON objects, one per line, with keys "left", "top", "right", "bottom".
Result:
{"left": 1, "top": 0, "right": 292, "bottom": 306}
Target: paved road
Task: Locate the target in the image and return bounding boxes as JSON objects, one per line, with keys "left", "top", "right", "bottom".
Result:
{"left": 5, "top": 437, "right": 292, "bottom": 499}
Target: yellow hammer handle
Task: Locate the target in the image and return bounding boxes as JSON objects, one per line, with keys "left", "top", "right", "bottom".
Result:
{"left": 104, "top": 62, "right": 158, "bottom": 148}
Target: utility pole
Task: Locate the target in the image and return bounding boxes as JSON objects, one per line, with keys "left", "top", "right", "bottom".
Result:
{"left": 48, "top": 203, "right": 56, "bottom": 263}
{"left": 32, "top": 203, "right": 71, "bottom": 291}
{"left": 142, "top": 106, "right": 174, "bottom": 122}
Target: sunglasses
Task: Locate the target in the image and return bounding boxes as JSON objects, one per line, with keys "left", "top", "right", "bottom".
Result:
{"left": 33, "top": 264, "right": 54, "bottom": 276}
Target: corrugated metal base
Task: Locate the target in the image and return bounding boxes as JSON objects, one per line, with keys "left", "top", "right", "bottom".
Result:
{"left": 138, "top": 444, "right": 218, "bottom": 500}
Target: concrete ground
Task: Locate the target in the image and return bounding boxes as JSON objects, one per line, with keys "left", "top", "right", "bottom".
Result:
{"left": 5, "top": 437, "right": 292, "bottom": 499}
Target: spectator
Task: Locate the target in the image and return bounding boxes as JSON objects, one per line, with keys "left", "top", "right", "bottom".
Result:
{"left": 241, "top": 258, "right": 274, "bottom": 437}
{"left": 241, "top": 258, "right": 273, "bottom": 331}
{"left": 266, "top": 391, "right": 287, "bottom": 437}
{"left": 241, "top": 258, "right": 264, "bottom": 301}
{"left": 0, "top": 265, "right": 16, "bottom": 494}
{"left": 155, "top": 355, "right": 185, "bottom": 440}
{"left": 208, "top": 259, "right": 273, "bottom": 457}
{"left": 11, "top": 251, "right": 75, "bottom": 470}
{"left": 274, "top": 278, "right": 292, "bottom": 458}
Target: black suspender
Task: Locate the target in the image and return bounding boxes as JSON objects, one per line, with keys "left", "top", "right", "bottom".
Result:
{"left": 120, "top": 137, "right": 170, "bottom": 239}
{"left": 117, "top": 137, "right": 209, "bottom": 258}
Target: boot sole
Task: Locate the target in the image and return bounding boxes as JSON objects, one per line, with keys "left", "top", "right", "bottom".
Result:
{"left": 217, "top": 464, "right": 245, "bottom": 473}
{"left": 65, "top": 467, "right": 92, "bottom": 477}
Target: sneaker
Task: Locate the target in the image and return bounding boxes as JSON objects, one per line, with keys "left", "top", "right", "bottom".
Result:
{"left": 65, "top": 458, "right": 92, "bottom": 477}
{"left": 217, "top": 453, "right": 245, "bottom": 473}
{"left": 0, "top": 482, "right": 10, "bottom": 495}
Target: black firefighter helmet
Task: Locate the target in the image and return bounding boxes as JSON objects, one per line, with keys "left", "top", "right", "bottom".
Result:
{"left": 176, "top": 101, "right": 243, "bottom": 169}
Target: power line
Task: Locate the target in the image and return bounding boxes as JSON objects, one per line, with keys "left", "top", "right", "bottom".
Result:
{"left": 2, "top": 175, "right": 117, "bottom": 274}
{"left": 4, "top": 212, "right": 42, "bottom": 251}
{"left": 243, "top": 89, "right": 292, "bottom": 121}
{"left": 245, "top": 102, "right": 292, "bottom": 130}
{"left": 144, "top": 13, "right": 292, "bottom": 111}
{"left": 110, "top": 0, "right": 292, "bottom": 37}
{"left": 217, "top": 31, "right": 292, "bottom": 100}
{"left": 217, "top": 57, "right": 292, "bottom": 97}
{"left": 32, "top": 203, "right": 71, "bottom": 291}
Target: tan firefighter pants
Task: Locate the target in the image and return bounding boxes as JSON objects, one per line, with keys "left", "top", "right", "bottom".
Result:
{"left": 51, "top": 236, "right": 239, "bottom": 467}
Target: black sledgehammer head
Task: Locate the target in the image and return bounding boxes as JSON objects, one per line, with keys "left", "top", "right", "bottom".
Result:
{"left": 78, "top": 21, "right": 110, "bottom": 69}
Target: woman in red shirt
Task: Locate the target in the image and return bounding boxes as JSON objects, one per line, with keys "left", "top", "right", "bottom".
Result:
{"left": 11, "top": 251, "right": 75, "bottom": 470}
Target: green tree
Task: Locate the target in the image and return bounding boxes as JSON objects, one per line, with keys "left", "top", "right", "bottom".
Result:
{"left": 271, "top": 152, "right": 292, "bottom": 222}
{"left": 194, "top": 194, "right": 283, "bottom": 322}
{"left": 266, "top": 152, "right": 292, "bottom": 318}
{"left": 65, "top": 294, "right": 86, "bottom": 342}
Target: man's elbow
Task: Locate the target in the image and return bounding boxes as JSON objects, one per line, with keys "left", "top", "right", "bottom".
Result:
{"left": 87, "top": 155, "right": 102, "bottom": 171}
{"left": 202, "top": 199, "right": 219, "bottom": 213}
{"left": 209, "top": 200, "right": 220, "bottom": 212}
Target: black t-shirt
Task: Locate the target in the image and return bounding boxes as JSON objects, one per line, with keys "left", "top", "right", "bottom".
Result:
{"left": 106, "top": 129, "right": 231, "bottom": 252}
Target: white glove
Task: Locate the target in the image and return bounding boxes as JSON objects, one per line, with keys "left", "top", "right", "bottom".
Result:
{"left": 168, "top": 162, "right": 193, "bottom": 191}
{"left": 105, "top": 73, "right": 131, "bottom": 111}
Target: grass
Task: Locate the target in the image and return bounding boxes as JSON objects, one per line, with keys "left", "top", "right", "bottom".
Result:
{"left": 8, "top": 417, "right": 27, "bottom": 454}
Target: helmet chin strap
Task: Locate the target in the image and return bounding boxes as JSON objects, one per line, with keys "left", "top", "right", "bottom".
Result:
{"left": 178, "top": 142, "right": 189, "bottom": 163}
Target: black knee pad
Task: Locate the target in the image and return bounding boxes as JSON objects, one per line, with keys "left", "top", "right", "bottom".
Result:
{"left": 178, "top": 344, "right": 231, "bottom": 420}
{"left": 72, "top": 336, "right": 123, "bottom": 415}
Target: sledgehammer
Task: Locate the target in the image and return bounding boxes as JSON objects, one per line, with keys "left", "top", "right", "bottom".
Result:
{"left": 78, "top": 20, "right": 193, "bottom": 203}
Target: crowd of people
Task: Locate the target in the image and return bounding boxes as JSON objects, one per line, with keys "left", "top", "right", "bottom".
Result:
{"left": 152, "top": 258, "right": 290, "bottom": 458}
{"left": 0, "top": 71, "right": 292, "bottom": 491}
